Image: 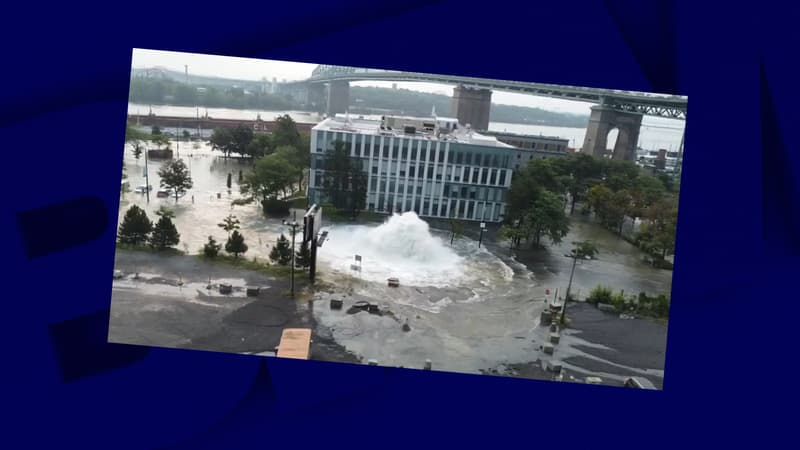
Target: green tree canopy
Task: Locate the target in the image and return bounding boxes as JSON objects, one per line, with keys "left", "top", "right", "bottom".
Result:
{"left": 243, "top": 153, "right": 296, "bottom": 202}
{"left": 269, "top": 234, "right": 293, "bottom": 265}
{"left": 322, "top": 141, "right": 367, "bottom": 215}
{"left": 522, "top": 190, "right": 570, "bottom": 246}
{"left": 157, "top": 159, "right": 193, "bottom": 202}
{"left": 149, "top": 215, "right": 180, "bottom": 250}
{"left": 217, "top": 214, "right": 240, "bottom": 236}
{"left": 225, "top": 230, "right": 248, "bottom": 258}
{"left": 118, "top": 205, "right": 152, "bottom": 246}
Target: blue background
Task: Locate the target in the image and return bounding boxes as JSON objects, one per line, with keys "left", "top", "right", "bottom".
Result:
{"left": 3, "top": 0, "right": 794, "bottom": 447}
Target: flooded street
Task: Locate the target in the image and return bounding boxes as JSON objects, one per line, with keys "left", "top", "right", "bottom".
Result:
{"left": 116, "top": 140, "right": 670, "bottom": 385}
{"left": 119, "top": 141, "right": 300, "bottom": 260}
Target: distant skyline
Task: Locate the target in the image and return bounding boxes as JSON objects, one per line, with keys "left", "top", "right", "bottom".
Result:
{"left": 131, "top": 48, "right": 684, "bottom": 126}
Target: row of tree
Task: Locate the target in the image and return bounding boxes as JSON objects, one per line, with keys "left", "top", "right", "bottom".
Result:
{"left": 118, "top": 206, "right": 180, "bottom": 250}
{"left": 129, "top": 78, "right": 296, "bottom": 110}
{"left": 500, "top": 153, "right": 679, "bottom": 267}
{"left": 209, "top": 116, "right": 310, "bottom": 215}
{"left": 204, "top": 214, "right": 311, "bottom": 268}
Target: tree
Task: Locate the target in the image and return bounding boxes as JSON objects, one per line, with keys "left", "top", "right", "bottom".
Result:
{"left": 269, "top": 234, "right": 293, "bottom": 265}
{"left": 182, "top": 130, "right": 191, "bottom": 140}
{"left": 499, "top": 224, "right": 526, "bottom": 250}
{"left": 552, "top": 153, "right": 604, "bottom": 214}
{"left": 118, "top": 205, "right": 152, "bottom": 246}
{"left": 158, "top": 159, "right": 193, "bottom": 202}
{"left": 507, "top": 158, "right": 568, "bottom": 222}
{"left": 274, "top": 146, "right": 305, "bottom": 194}
{"left": 271, "top": 114, "right": 302, "bottom": 149}
{"left": 209, "top": 128, "right": 233, "bottom": 158}
{"left": 562, "top": 240, "right": 599, "bottom": 323}
{"left": 295, "top": 239, "right": 312, "bottom": 269}
{"left": 270, "top": 116, "right": 310, "bottom": 190}
{"left": 149, "top": 215, "right": 180, "bottom": 250}
{"left": 225, "top": 230, "right": 248, "bottom": 258}
{"left": 229, "top": 125, "right": 255, "bottom": 158}
{"left": 217, "top": 214, "right": 240, "bottom": 237}
{"left": 243, "top": 153, "right": 295, "bottom": 203}
{"left": 450, "top": 219, "right": 464, "bottom": 245}
{"left": 636, "top": 197, "right": 678, "bottom": 266}
{"left": 322, "top": 140, "right": 367, "bottom": 216}
{"left": 203, "top": 236, "right": 222, "bottom": 258}
{"left": 245, "top": 134, "right": 272, "bottom": 159}
{"left": 151, "top": 125, "right": 161, "bottom": 135}
{"left": 522, "top": 190, "right": 570, "bottom": 246}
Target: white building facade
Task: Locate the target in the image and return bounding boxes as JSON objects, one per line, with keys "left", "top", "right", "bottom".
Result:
{"left": 308, "top": 115, "right": 517, "bottom": 222}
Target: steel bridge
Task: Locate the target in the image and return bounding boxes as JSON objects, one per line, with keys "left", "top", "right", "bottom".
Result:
{"left": 306, "top": 64, "right": 687, "bottom": 120}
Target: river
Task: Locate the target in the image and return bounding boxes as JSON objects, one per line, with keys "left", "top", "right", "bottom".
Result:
{"left": 128, "top": 103, "right": 685, "bottom": 152}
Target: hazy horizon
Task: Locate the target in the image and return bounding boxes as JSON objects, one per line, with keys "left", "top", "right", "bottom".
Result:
{"left": 131, "top": 48, "right": 684, "bottom": 125}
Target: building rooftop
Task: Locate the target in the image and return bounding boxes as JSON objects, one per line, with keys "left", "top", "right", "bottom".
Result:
{"left": 483, "top": 130, "right": 569, "bottom": 142}
{"left": 313, "top": 115, "right": 515, "bottom": 148}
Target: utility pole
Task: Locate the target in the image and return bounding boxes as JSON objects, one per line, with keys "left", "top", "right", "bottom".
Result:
{"left": 144, "top": 142, "right": 150, "bottom": 203}
{"left": 562, "top": 252, "right": 578, "bottom": 324}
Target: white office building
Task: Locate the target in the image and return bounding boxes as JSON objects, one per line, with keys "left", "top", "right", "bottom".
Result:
{"left": 308, "top": 114, "right": 517, "bottom": 222}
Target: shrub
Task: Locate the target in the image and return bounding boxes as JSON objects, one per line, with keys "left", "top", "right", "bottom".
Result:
{"left": 587, "top": 285, "right": 613, "bottom": 305}
{"left": 269, "top": 234, "right": 293, "bottom": 265}
{"left": 203, "top": 236, "right": 222, "bottom": 258}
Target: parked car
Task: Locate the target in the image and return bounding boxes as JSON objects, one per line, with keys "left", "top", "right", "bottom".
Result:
{"left": 157, "top": 187, "right": 185, "bottom": 198}
{"left": 134, "top": 184, "right": 152, "bottom": 194}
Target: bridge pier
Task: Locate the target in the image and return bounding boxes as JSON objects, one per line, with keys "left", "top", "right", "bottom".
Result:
{"left": 308, "top": 83, "right": 326, "bottom": 112}
{"left": 452, "top": 85, "right": 492, "bottom": 131}
{"left": 581, "top": 105, "right": 642, "bottom": 161}
{"left": 327, "top": 81, "right": 350, "bottom": 116}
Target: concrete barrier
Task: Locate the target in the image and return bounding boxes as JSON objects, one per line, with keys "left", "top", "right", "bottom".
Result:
{"left": 330, "top": 298, "right": 343, "bottom": 310}
{"left": 549, "top": 333, "right": 560, "bottom": 344}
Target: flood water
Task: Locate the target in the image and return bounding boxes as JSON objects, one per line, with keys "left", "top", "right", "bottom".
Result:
{"left": 128, "top": 102, "right": 685, "bottom": 152}
{"left": 119, "top": 137, "right": 672, "bottom": 375}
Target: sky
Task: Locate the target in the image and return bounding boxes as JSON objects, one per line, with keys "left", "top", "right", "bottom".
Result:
{"left": 131, "top": 48, "right": 684, "bottom": 124}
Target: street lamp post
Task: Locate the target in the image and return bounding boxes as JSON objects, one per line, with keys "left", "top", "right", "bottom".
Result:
{"left": 477, "top": 210, "right": 488, "bottom": 248}
{"left": 562, "top": 251, "right": 578, "bottom": 324}
{"left": 283, "top": 217, "right": 300, "bottom": 298}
